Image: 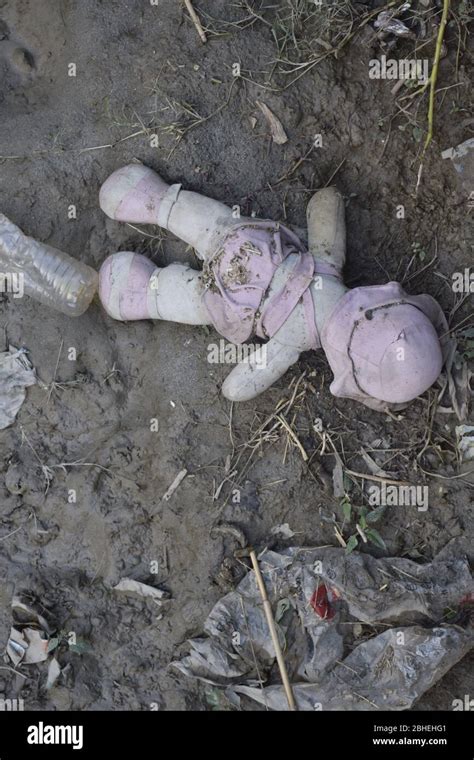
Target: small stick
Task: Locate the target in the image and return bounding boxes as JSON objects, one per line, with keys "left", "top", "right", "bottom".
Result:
{"left": 162, "top": 468, "right": 188, "bottom": 501}
{"left": 423, "top": 0, "right": 450, "bottom": 157}
{"left": 324, "top": 157, "right": 346, "bottom": 187}
{"left": 249, "top": 550, "right": 297, "bottom": 711}
{"left": 344, "top": 468, "right": 409, "bottom": 487}
{"left": 183, "top": 0, "right": 207, "bottom": 43}
{"left": 416, "top": 0, "right": 450, "bottom": 191}
{"left": 276, "top": 414, "right": 308, "bottom": 461}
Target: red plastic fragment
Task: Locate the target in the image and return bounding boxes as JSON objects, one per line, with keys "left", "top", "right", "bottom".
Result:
{"left": 310, "top": 583, "right": 335, "bottom": 620}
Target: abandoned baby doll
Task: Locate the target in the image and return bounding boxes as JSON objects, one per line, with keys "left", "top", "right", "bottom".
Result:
{"left": 98, "top": 163, "right": 451, "bottom": 412}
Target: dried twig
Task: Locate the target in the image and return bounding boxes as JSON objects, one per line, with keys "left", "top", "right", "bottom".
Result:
{"left": 183, "top": 0, "right": 207, "bottom": 43}
{"left": 249, "top": 550, "right": 297, "bottom": 711}
{"left": 276, "top": 414, "right": 308, "bottom": 460}
{"left": 162, "top": 468, "right": 188, "bottom": 501}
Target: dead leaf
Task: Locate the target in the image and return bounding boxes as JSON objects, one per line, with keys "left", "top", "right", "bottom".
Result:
{"left": 46, "top": 657, "right": 61, "bottom": 689}
{"left": 8, "top": 626, "right": 49, "bottom": 665}
{"left": 256, "top": 101, "right": 288, "bottom": 145}
{"left": 444, "top": 345, "right": 471, "bottom": 421}
{"left": 113, "top": 579, "right": 167, "bottom": 603}
{"left": 359, "top": 447, "right": 389, "bottom": 478}
{"left": 270, "top": 523, "right": 295, "bottom": 539}
{"left": 7, "top": 627, "right": 28, "bottom": 666}
{"left": 449, "top": 359, "right": 471, "bottom": 422}
{"left": 332, "top": 456, "right": 345, "bottom": 498}
{"left": 22, "top": 628, "right": 49, "bottom": 664}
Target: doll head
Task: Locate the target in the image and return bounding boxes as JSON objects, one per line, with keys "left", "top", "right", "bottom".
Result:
{"left": 320, "top": 282, "right": 451, "bottom": 411}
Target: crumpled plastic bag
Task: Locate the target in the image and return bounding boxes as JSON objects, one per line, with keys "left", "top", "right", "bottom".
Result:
{"left": 173, "top": 546, "right": 473, "bottom": 710}
{"left": 456, "top": 425, "right": 474, "bottom": 462}
{"left": 442, "top": 137, "right": 474, "bottom": 191}
{"left": 234, "top": 626, "right": 472, "bottom": 711}
{"left": 0, "top": 345, "right": 35, "bottom": 429}
{"left": 373, "top": 4, "right": 414, "bottom": 38}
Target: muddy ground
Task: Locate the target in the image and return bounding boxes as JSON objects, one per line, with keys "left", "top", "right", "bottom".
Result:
{"left": 0, "top": 0, "right": 472, "bottom": 711}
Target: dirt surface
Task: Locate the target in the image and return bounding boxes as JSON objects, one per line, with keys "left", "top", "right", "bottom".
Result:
{"left": 0, "top": 0, "right": 472, "bottom": 711}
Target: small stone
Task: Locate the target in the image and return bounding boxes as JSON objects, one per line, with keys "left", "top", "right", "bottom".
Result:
{"left": 5, "top": 463, "right": 27, "bottom": 495}
{"left": 10, "top": 47, "right": 35, "bottom": 74}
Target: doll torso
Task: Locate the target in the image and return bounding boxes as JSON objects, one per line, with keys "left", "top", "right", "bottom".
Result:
{"left": 201, "top": 220, "right": 345, "bottom": 348}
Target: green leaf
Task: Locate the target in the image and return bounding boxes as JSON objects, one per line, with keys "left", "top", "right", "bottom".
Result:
{"left": 69, "top": 640, "right": 91, "bottom": 655}
{"left": 412, "top": 126, "right": 423, "bottom": 143}
{"left": 276, "top": 598, "right": 291, "bottom": 623}
{"left": 341, "top": 498, "right": 352, "bottom": 522}
{"left": 345, "top": 535, "right": 358, "bottom": 554}
{"left": 443, "top": 607, "right": 457, "bottom": 621}
{"left": 47, "top": 637, "right": 59, "bottom": 653}
{"left": 366, "top": 506, "right": 387, "bottom": 524}
{"left": 358, "top": 513, "right": 367, "bottom": 530}
{"left": 366, "top": 528, "right": 387, "bottom": 551}
{"left": 343, "top": 474, "right": 353, "bottom": 491}
{"left": 205, "top": 690, "right": 221, "bottom": 709}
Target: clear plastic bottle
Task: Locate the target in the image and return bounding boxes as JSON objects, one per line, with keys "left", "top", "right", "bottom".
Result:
{"left": 0, "top": 214, "right": 98, "bottom": 316}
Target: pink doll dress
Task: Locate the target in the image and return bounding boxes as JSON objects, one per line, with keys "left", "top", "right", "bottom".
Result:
{"left": 202, "top": 221, "right": 338, "bottom": 347}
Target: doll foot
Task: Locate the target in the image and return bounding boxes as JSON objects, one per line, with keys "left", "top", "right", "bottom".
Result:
{"left": 99, "top": 164, "right": 170, "bottom": 224}
{"left": 99, "top": 251, "right": 156, "bottom": 321}
{"left": 307, "top": 187, "right": 346, "bottom": 270}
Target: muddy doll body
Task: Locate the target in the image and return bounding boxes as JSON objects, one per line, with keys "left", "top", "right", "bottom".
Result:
{"left": 98, "top": 164, "right": 450, "bottom": 411}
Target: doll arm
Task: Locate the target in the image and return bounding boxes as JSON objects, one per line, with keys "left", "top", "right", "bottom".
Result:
{"left": 306, "top": 187, "right": 346, "bottom": 271}
{"left": 221, "top": 306, "right": 309, "bottom": 402}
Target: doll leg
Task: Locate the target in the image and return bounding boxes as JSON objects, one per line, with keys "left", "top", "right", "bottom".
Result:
{"left": 99, "top": 252, "right": 212, "bottom": 324}
{"left": 306, "top": 187, "right": 346, "bottom": 271}
{"left": 99, "top": 164, "right": 237, "bottom": 261}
